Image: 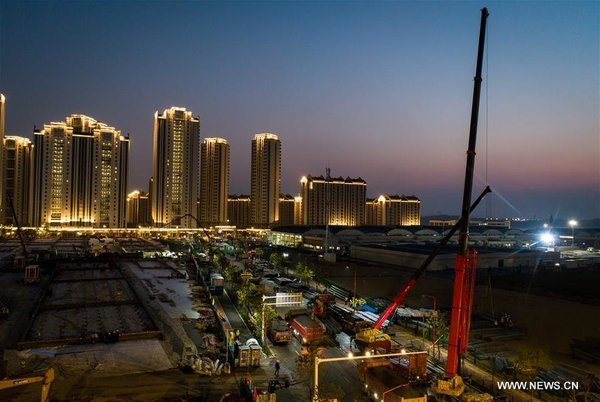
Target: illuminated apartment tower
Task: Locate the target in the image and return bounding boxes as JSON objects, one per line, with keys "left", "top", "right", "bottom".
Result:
{"left": 32, "top": 114, "right": 129, "bottom": 227}
{"left": 0, "top": 94, "right": 5, "bottom": 219}
{"left": 199, "top": 137, "right": 229, "bottom": 227}
{"left": 399, "top": 195, "right": 421, "bottom": 225}
{"left": 126, "top": 190, "right": 151, "bottom": 228}
{"left": 2, "top": 136, "right": 33, "bottom": 225}
{"left": 300, "top": 175, "right": 366, "bottom": 226}
{"left": 365, "top": 195, "right": 421, "bottom": 226}
{"left": 250, "top": 133, "right": 281, "bottom": 227}
{"left": 278, "top": 194, "right": 303, "bottom": 225}
{"left": 152, "top": 107, "right": 199, "bottom": 228}
{"left": 227, "top": 194, "right": 250, "bottom": 228}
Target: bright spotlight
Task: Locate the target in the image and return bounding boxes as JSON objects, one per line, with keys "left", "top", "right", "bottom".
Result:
{"left": 540, "top": 232, "right": 555, "bottom": 245}
{"left": 365, "top": 351, "right": 371, "bottom": 357}
{"left": 569, "top": 220, "right": 578, "bottom": 227}
{"left": 347, "top": 352, "right": 354, "bottom": 358}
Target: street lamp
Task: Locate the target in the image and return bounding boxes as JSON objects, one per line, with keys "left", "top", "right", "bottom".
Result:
{"left": 422, "top": 294, "right": 437, "bottom": 359}
{"left": 569, "top": 220, "right": 577, "bottom": 246}
{"left": 312, "top": 350, "right": 423, "bottom": 401}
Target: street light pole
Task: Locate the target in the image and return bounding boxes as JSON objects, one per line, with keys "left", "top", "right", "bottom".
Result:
{"left": 312, "top": 350, "right": 423, "bottom": 401}
{"left": 569, "top": 220, "right": 577, "bottom": 246}
{"left": 422, "top": 294, "right": 437, "bottom": 359}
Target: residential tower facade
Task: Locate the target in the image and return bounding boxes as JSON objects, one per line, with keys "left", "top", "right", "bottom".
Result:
{"left": 199, "top": 137, "right": 229, "bottom": 227}
{"left": 300, "top": 175, "right": 367, "bottom": 226}
{"left": 32, "top": 114, "right": 129, "bottom": 227}
{"left": 250, "top": 133, "right": 280, "bottom": 227}
{"left": 151, "top": 107, "right": 199, "bottom": 228}
{"left": 2, "top": 136, "right": 33, "bottom": 225}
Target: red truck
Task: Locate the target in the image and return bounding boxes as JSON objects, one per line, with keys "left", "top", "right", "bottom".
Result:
{"left": 289, "top": 314, "right": 324, "bottom": 345}
{"left": 359, "top": 360, "right": 427, "bottom": 402}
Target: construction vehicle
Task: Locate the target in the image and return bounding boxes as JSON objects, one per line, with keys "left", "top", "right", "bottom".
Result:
{"left": 431, "top": 8, "right": 491, "bottom": 400}
{"left": 353, "top": 186, "right": 490, "bottom": 351}
{"left": 356, "top": 8, "right": 493, "bottom": 401}
{"left": 268, "top": 318, "right": 292, "bottom": 344}
{"left": 286, "top": 310, "right": 325, "bottom": 345}
{"left": 0, "top": 367, "right": 55, "bottom": 402}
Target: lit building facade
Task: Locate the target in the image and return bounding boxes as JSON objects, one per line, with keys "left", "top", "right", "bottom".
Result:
{"left": 0, "top": 94, "right": 5, "bottom": 220}
{"left": 250, "top": 133, "right": 280, "bottom": 227}
{"left": 32, "top": 114, "right": 129, "bottom": 227}
{"left": 2, "top": 136, "right": 33, "bottom": 225}
{"left": 365, "top": 198, "right": 380, "bottom": 226}
{"left": 199, "top": 137, "right": 229, "bottom": 227}
{"left": 278, "top": 194, "right": 295, "bottom": 225}
{"left": 228, "top": 194, "right": 250, "bottom": 228}
{"left": 399, "top": 195, "right": 421, "bottom": 225}
{"left": 300, "top": 175, "right": 367, "bottom": 226}
{"left": 126, "top": 190, "right": 151, "bottom": 228}
{"left": 366, "top": 195, "right": 421, "bottom": 226}
{"left": 152, "top": 107, "right": 199, "bottom": 228}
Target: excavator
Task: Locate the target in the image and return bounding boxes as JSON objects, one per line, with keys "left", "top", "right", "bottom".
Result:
{"left": 355, "top": 7, "right": 491, "bottom": 401}
{"left": 0, "top": 367, "right": 55, "bottom": 402}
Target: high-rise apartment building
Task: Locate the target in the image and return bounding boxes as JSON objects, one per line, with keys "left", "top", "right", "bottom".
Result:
{"left": 0, "top": 94, "right": 6, "bottom": 219}
{"left": 300, "top": 175, "right": 367, "bottom": 226}
{"left": 278, "top": 194, "right": 303, "bottom": 225}
{"left": 32, "top": 114, "right": 129, "bottom": 227}
{"left": 250, "top": 133, "right": 280, "bottom": 227}
{"left": 399, "top": 195, "right": 421, "bottom": 225}
{"left": 365, "top": 197, "right": 380, "bottom": 226}
{"left": 199, "top": 137, "right": 229, "bottom": 227}
{"left": 365, "top": 195, "right": 421, "bottom": 226}
{"left": 126, "top": 190, "right": 151, "bottom": 228}
{"left": 2, "top": 136, "right": 33, "bottom": 225}
{"left": 152, "top": 107, "right": 199, "bottom": 228}
{"left": 228, "top": 194, "right": 251, "bottom": 228}
{"left": 278, "top": 194, "right": 295, "bottom": 225}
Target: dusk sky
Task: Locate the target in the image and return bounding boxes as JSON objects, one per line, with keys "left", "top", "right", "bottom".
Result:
{"left": 1, "top": 1, "right": 598, "bottom": 220}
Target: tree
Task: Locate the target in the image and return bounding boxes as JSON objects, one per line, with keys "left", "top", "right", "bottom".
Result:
{"left": 237, "top": 282, "right": 262, "bottom": 312}
{"left": 426, "top": 311, "right": 449, "bottom": 361}
{"left": 269, "top": 253, "right": 283, "bottom": 272}
{"left": 259, "top": 305, "right": 279, "bottom": 334}
{"left": 255, "top": 248, "right": 265, "bottom": 258}
{"left": 295, "top": 263, "right": 315, "bottom": 287}
{"left": 349, "top": 297, "right": 366, "bottom": 310}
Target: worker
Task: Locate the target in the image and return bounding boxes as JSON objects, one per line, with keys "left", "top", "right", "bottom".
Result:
{"left": 274, "top": 360, "right": 280, "bottom": 377}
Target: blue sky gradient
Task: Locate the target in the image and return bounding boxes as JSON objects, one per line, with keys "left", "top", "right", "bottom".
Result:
{"left": 1, "top": 1, "right": 598, "bottom": 219}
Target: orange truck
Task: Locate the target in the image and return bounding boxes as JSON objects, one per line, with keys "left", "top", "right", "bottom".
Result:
{"left": 269, "top": 319, "right": 292, "bottom": 344}
{"left": 289, "top": 314, "right": 324, "bottom": 345}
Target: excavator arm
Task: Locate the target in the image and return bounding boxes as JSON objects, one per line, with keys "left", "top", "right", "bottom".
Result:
{"left": 0, "top": 368, "right": 54, "bottom": 402}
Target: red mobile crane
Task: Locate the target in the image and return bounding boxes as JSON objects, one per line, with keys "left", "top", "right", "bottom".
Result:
{"left": 356, "top": 8, "right": 490, "bottom": 399}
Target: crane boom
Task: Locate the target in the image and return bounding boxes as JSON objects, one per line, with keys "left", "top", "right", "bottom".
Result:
{"left": 445, "top": 6, "right": 488, "bottom": 379}
{"left": 433, "top": 8, "right": 489, "bottom": 399}
{"left": 7, "top": 193, "right": 27, "bottom": 257}
{"left": 373, "top": 186, "right": 491, "bottom": 329}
